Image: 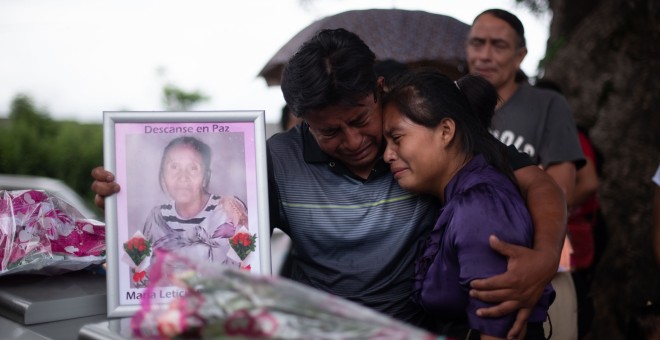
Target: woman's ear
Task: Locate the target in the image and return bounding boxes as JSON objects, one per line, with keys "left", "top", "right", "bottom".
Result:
{"left": 436, "top": 118, "right": 457, "bottom": 146}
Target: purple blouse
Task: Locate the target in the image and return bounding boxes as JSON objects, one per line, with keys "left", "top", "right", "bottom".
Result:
{"left": 412, "top": 155, "right": 554, "bottom": 338}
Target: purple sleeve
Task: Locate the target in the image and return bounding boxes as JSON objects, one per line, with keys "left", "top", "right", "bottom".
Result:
{"left": 449, "top": 183, "right": 534, "bottom": 337}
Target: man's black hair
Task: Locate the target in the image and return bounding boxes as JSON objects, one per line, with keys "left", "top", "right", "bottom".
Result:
{"left": 475, "top": 9, "right": 526, "bottom": 49}
{"left": 280, "top": 28, "right": 377, "bottom": 118}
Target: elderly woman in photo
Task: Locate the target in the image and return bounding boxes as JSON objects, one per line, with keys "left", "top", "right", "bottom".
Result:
{"left": 142, "top": 136, "right": 248, "bottom": 268}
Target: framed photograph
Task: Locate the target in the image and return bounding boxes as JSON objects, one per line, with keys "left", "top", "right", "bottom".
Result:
{"left": 103, "top": 111, "right": 271, "bottom": 318}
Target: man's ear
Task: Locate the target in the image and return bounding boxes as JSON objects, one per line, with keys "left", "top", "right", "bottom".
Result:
{"left": 377, "top": 76, "right": 385, "bottom": 88}
{"left": 377, "top": 76, "right": 387, "bottom": 94}
{"left": 515, "top": 46, "right": 528, "bottom": 69}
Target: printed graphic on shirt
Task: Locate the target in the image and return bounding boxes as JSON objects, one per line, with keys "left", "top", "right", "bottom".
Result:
{"left": 490, "top": 129, "right": 536, "bottom": 157}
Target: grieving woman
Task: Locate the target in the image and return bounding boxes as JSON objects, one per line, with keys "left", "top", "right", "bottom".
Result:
{"left": 382, "top": 71, "right": 553, "bottom": 339}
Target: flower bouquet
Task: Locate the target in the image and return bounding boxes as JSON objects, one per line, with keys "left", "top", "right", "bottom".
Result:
{"left": 123, "top": 231, "right": 152, "bottom": 287}
{"left": 0, "top": 189, "right": 105, "bottom": 276}
{"left": 131, "top": 250, "right": 443, "bottom": 339}
{"left": 229, "top": 227, "right": 256, "bottom": 261}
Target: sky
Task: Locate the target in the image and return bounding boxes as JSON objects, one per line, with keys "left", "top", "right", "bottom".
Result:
{"left": 0, "top": 0, "right": 550, "bottom": 124}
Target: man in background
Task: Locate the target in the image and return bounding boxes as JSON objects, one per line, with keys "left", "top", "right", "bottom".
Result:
{"left": 280, "top": 104, "right": 301, "bottom": 131}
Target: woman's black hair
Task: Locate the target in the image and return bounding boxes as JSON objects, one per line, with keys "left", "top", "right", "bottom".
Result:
{"left": 455, "top": 73, "right": 500, "bottom": 129}
{"left": 384, "top": 69, "right": 516, "bottom": 184}
{"left": 159, "top": 136, "right": 212, "bottom": 193}
{"left": 374, "top": 59, "right": 411, "bottom": 89}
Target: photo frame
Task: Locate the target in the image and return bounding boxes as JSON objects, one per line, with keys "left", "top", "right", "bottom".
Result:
{"left": 103, "top": 111, "right": 271, "bottom": 318}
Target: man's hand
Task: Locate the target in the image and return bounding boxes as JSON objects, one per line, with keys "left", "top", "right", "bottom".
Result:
{"left": 90, "top": 166, "right": 120, "bottom": 210}
{"left": 470, "top": 235, "right": 554, "bottom": 312}
{"left": 469, "top": 235, "right": 556, "bottom": 338}
{"left": 506, "top": 308, "right": 530, "bottom": 340}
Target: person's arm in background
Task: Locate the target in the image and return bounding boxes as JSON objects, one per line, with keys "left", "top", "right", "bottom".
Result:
{"left": 470, "top": 164, "right": 567, "bottom": 338}
{"left": 572, "top": 157, "right": 598, "bottom": 207}
{"left": 91, "top": 166, "right": 120, "bottom": 210}
{"left": 572, "top": 131, "right": 600, "bottom": 207}
{"left": 545, "top": 161, "right": 577, "bottom": 208}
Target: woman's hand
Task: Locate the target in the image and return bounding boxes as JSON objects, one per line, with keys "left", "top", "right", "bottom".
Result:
{"left": 90, "top": 166, "right": 121, "bottom": 210}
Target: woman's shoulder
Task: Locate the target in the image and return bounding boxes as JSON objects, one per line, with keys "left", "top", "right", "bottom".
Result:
{"left": 447, "top": 165, "right": 527, "bottom": 222}
{"left": 449, "top": 180, "right": 506, "bottom": 218}
{"left": 151, "top": 201, "right": 172, "bottom": 217}
{"left": 452, "top": 175, "right": 524, "bottom": 218}
{"left": 451, "top": 163, "right": 518, "bottom": 202}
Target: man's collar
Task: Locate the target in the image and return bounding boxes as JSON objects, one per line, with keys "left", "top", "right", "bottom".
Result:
{"left": 302, "top": 122, "right": 330, "bottom": 163}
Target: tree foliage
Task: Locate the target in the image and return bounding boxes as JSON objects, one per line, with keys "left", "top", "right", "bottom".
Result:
{"left": 162, "top": 84, "right": 209, "bottom": 111}
{"left": 514, "top": 0, "right": 549, "bottom": 14}
{"left": 0, "top": 94, "right": 103, "bottom": 216}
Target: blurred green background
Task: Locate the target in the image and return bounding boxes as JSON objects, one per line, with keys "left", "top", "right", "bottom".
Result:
{"left": 0, "top": 94, "right": 103, "bottom": 214}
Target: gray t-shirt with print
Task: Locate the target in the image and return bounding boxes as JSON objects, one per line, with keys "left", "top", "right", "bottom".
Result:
{"left": 490, "top": 83, "right": 584, "bottom": 168}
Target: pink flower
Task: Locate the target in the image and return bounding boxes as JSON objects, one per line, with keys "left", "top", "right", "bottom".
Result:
{"left": 157, "top": 308, "right": 183, "bottom": 338}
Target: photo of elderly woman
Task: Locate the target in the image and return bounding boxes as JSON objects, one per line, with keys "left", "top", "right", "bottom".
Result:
{"left": 123, "top": 133, "right": 249, "bottom": 288}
